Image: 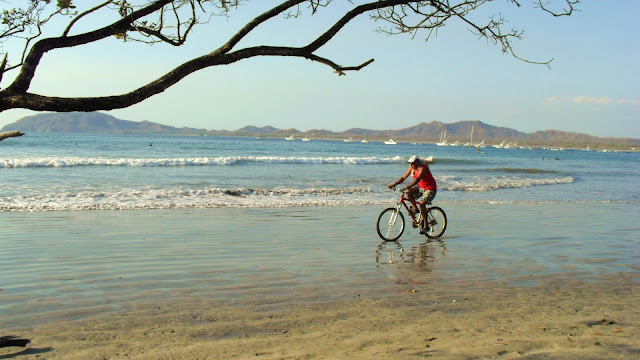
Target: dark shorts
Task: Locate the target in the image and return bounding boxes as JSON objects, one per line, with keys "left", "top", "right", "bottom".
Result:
{"left": 409, "top": 186, "right": 436, "bottom": 205}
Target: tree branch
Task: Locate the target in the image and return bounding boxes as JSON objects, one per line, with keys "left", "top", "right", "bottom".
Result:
{"left": 303, "top": 0, "right": 413, "bottom": 53}
{"left": 306, "top": 55, "right": 374, "bottom": 76}
{"left": 5, "top": 0, "right": 176, "bottom": 94}
{"left": 0, "top": 0, "right": 580, "bottom": 114}
{"left": 62, "top": 1, "right": 113, "bottom": 37}
{"left": 213, "top": 0, "right": 307, "bottom": 56}
{"left": 0, "top": 54, "right": 6, "bottom": 86}
{"left": 0, "top": 43, "right": 375, "bottom": 112}
{"left": 535, "top": 0, "right": 579, "bottom": 16}
{"left": 0, "top": 130, "right": 25, "bottom": 141}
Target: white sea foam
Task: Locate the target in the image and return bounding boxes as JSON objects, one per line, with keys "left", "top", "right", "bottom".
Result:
{"left": 0, "top": 187, "right": 380, "bottom": 212}
{"left": 0, "top": 156, "right": 405, "bottom": 168}
{"left": 441, "top": 176, "right": 575, "bottom": 192}
{"left": 0, "top": 176, "right": 580, "bottom": 212}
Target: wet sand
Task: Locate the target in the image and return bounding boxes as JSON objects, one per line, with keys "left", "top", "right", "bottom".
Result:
{"left": 1, "top": 204, "right": 639, "bottom": 359}
{"left": 2, "top": 273, "right": 638, "bottom": 359}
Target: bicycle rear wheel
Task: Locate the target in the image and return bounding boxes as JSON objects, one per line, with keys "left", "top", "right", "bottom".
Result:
{"left": 424, "top": 206, "right": 447, "bottom": 238}
{"left": 376, "top": 208, "right": 405, "bottom": 241}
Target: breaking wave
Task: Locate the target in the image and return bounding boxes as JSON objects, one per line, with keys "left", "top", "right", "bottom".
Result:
{"left": 441, "top": 176, "right": 575, "bottom": 192}
{"left": 0, "top": 156, "right": 405, "bottom": 168}
{"left": 0, "top": 177, "right": 576, "bottom": 212}
{"left": 454, "top": 167, "right": 568, "bottom": 175}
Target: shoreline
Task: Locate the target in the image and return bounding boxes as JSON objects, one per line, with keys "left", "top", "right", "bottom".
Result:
{"left": 215, "top": 135, "right": 640, "bottom": 152}
{"left": 2, "top": 203, "right": 638, "bottom": 359}
{"left": 2, "top": 272, "right": 638, "bottom": 359}
{"left": 3, "top": 131, "right": 638, "bottom": 151}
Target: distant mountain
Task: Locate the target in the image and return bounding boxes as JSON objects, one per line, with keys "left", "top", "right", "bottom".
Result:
{"left": 234, "top": 125, "right": 279, "bottom": 135}
{"left": 338, "top": 121, "right": 527, "bottom": 140}
{"left": 0, "top": 112, "right": 207, "bottom": 134}
{"left": 2, "top": 113, "right": 638, "bottom": 148}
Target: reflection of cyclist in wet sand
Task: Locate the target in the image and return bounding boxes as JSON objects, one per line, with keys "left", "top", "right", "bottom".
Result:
{"left": 375, "top": 240, "right": 446, "bottom": 273}
{"left": 388, "top": 155, "right": 437, "bottom": 234}
{"left": 410, "top": 240, "right": 446, "bottom": 268}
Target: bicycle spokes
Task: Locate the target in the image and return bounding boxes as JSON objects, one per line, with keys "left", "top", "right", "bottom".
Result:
{"left": 376, "top": 208, "right": 405, "bottom": 241}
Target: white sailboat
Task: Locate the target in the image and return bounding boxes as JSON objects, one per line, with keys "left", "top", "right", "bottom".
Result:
{"left": 436, "top": 130, "right": 448, "bottom": 146}
{"left": 494, "top": 140, "right": 506, "bottom": 148}
{"left": 361, "top": 139, "right": 368, "bottom": 143}
{"left": 344, "top": 137, "right": 354, "bottom": 142}
{"left": 464, "top": 125, "right": 475, "bottom": 147}
{"left": 302, "top": 136, "right": 310, "bottom": 141}
{"left": 285, "top": 135, "right": 295, "bottom": 140}
{"left": 384, "top": 139, "right": 397, "bottom": 145}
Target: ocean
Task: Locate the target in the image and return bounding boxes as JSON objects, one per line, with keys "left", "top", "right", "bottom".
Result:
{"left": 1, "top": 133, "right": 639, "bottom": 329}
{"left": 2, "top": 132, "right": 637, "bottom": 211}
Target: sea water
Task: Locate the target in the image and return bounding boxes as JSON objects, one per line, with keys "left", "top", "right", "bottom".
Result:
{"left": 2, "top": 133, "right": 638, "bottom": 210}
{"left": 1, "top": 133, "right": 639, "bottom": 328}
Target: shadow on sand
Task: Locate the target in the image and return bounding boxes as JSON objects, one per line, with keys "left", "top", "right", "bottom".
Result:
{"left": 0, "top": 347, "right": 54, "bottom": 359}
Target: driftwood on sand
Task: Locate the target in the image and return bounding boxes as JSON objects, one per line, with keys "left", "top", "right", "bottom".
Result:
{"left": 0, "top": 130, "right": 25, "bottom": 141}
{"left": 0, "top": 335, "right": 30, "bottom": 348}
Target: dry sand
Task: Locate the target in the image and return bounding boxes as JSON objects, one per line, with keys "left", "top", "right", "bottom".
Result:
{"left": 2, "top": 273, "right": 638, "bottom": 360}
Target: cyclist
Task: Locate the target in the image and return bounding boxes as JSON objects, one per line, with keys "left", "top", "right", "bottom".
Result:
{"left": 387, "top": 155, "right": 437, "bottom": 234}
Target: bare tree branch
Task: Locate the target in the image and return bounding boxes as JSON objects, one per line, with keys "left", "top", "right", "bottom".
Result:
{"left": 306, "top": 56, "right": 375, "bottom": 76}
{"left": 62, "top": 1, "right": 113, "bottom": 37}
{"left": 0, "top": 0, "right": 579, "bottom": 114}
{"left": 535, "top": 0, "right": 579, "bottom": 17}
{"left": 0, "top": 130, "right": 25, "bottom": 141}
{"left": 214, "top": 0, "right": 307, "bottom": 56}
{"left": 4, "top": 0, "right": 176, "bottom": 94}
{"left": 0, "top": 53, "right": 6, "bottom": 85}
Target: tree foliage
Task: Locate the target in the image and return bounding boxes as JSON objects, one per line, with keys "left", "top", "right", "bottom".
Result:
{"left": 0, "top": 0, "right": 578, "bottom": 114}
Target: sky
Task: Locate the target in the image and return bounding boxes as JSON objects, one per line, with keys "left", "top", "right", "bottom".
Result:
{"left": 0, "top": 0, "right": 638, "bottom": 138}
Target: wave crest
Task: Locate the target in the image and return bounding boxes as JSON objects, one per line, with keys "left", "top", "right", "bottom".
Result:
{"left": 441, "top": 176, "right": 575, "bottom": 192}
{"left": 0, "top": 156, "right": 405, "bottom": 168}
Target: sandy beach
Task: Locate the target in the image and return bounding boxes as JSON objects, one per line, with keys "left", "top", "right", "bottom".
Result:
{"left": 2, "top": 272, "right": 638, "bottom": 359}
{"left": 2, "top": 203, "right": 639, "bottom": 359}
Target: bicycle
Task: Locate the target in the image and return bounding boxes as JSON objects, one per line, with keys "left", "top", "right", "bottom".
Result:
{"left": 376, "top": 188, "right": 447, "bottom": 241}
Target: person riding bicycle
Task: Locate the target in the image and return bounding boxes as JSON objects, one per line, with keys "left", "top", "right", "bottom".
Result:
{"left": 387, "top": 155, "right": 437, "bottom": 234}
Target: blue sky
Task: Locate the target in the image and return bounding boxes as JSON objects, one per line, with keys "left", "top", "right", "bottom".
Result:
{"left": 1, "top": 1, "right": 638, "bottom": 138}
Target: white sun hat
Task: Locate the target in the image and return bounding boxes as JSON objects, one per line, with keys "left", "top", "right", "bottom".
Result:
{"left": 408, "top": 155, "right": 419, "bottom": 163}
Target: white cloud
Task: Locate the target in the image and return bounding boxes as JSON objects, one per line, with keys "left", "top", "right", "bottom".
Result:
{"left": 617, "top": 98, "right": 640, "bottom": 106}
{"left": 572, "top": 96, "right": 595, "bottom": 104}
{"left": 571, "top": 96, "right": 635, "bottom": 106}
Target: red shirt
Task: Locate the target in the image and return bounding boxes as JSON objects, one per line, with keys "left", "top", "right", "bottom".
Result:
{"left": 413, "top": 164, "right": 437, "bottom": 191}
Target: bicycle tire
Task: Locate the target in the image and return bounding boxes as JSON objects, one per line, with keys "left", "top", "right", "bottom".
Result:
{"left": 376, "top": 208, "right": 405, "bottom": 241}
{"left": 424, "top": 206, "right": 447, "bottom": 238}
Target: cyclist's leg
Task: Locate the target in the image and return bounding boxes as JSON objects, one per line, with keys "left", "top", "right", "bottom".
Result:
{"left": 419, "top": 190, "right": 436, "bottom": 228}
{"left": 406, "top": 186, "right": 420, "bottom": 212}
{"left": 415, "top": 190, "right": 427, "bottom": 231}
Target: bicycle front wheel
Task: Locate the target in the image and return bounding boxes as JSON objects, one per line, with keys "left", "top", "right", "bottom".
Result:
{"left": 424, "top": 206, "right": 447, "bottom": 238}
{"left": 376, "top": 208, "right": 405, "bottom": 241}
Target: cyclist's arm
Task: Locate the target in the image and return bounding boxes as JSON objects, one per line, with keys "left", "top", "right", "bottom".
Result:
{"left": 388, "top": 167, "right": 412, "bottom": 188}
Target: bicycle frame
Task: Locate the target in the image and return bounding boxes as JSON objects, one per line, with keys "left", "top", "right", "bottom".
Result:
{"left": 394, "top": 189, "right": 422, "bottom": 228}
